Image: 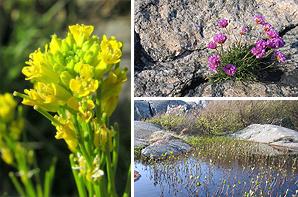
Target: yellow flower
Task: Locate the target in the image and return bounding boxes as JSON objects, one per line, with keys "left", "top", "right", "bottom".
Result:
{"left": 54, "top": 115, "right": 78, "bottom": 152}
{"left": 101, "top": 68, "right": 127, "bottom": 116}
{"left": 35, "top": 82, "right": 71, "bottom": 104}
{"left": 93, "top": 122, "right": 113, "bottom": 151}
{"left": 69, "top": 24, "right": 94, "bottom": 46}
{"left": 49, "top": 34, "right": 62, "bottom": 54}
{"left": 99, "top": 35, "right": 122, "bottom": 65}
{"left": 10, "top": 118, "right": 24, "bottom": 140}
{"left": 1, "top": 147, "right": 13, "bottom": 165}
{"left": 78, "top": 99, "right": 95, "bottom": 121}
{"left": 22, "top": 49, "right": 58, "bottom": 83}
{"left": 0, "top": 93, "right": 17, "bottom": 122}
{"left": 22, "top": 89, "right": 60, "bottom": 112}
{"left": 69, "top": 64, "right": 99, "bottom": 97}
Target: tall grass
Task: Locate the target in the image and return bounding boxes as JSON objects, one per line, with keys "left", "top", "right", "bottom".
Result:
{"left": 146, "top": 101, "right": 298, "bottom": 135}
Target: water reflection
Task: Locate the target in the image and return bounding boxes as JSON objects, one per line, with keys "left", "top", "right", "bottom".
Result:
{"left": 135, "top": 151, "right": 298, "bottom": 197}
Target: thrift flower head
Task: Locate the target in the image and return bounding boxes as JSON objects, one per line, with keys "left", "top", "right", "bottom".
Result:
{"left": 263, "top": 23, "right": 273, "bottom": 32}
{"left": 207, "top": 41, "right": 217, "bottom": 49}
{"left": 254, "top": 14, "right": 266, "bottom": 25}
{"left": 208, "top": 54, "right": 221, "bottom": 71}
{"left": 267, "top": 37, "right": 285, "bottom": 49}
{"left": 255, "top": 39, "right": 267, "bottom": 49}
{"left": 223, "top": 64, "right": 237, "bottom": 76}
{"left": 274, "top": 50, "right": 286, "bottom": 63}
{"left": 218, "top": 18, "right": 229, "bottom": 28}
{"left": 213, "top": 33, "right": 227, "bottom": 44}
{"left": 251, "top": 47, "right": 266, "bottom": 59}
{"left": 266, "top": 29, "right": 279, "bottom": 38}
{"left": 251, "top": 39, "right": 267, "bottom": 58}
{"left": 240, "top": 26, "right": 250, "bottom": 35}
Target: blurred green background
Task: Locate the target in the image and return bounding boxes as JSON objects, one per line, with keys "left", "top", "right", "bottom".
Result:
{"left": 0, "top": 0, "right": 131, "bottom": 195}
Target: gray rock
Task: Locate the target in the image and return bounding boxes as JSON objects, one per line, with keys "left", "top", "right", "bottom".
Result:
{"left": 134, "top": 121, "right": 163, "bottom": 148}
{"left": 149, "top": 100, "right": 191, "bottom": 114}
{"left": 231, "top": 124, "right": 298, "bottom": 153}
{"left": 141, "top": 138, "right": 191, "bottom": 159}
{"left": 187, "top": 81, "right": 298, "bottom": 97}
{"left": 134, "top": 100, "right": 198, "bottom": 120}
{"left": 134, "top": 101, "right": 153, "bottom": 121}
{"left": 134, "top": 0, "right": 298, "bottom": 97}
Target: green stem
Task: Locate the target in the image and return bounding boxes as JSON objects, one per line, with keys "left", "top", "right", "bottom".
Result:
{"left": 33, "top": 106, "right": 59, "bottom": 125}
{"left": 106, "top": 151, "right": 116, "bottom": 197}
{"left": 33, "top": 156, "right": 43, "bottom": 197}
{"left": 22, "top": 176, "right": 36, "bottom": 197}
{"left": 112, "top": 125, "right": 119, "bottom": 175}
{"left": 44, "top": 158, "right": 56, "bottom": 197}
{"left": 94, "top": 181, "right": 102, "bottom": 197}
{"left": 122, "top": 165, "right": 131, "bottom": 197}
{"left": 9, "top": 172, "right": 26, "bottom": 197}
{"left": 70, "top": 154, "right": 86, "bottom": 197}
{"left": 87, "top": 181, "right": 94, "bottom": 197}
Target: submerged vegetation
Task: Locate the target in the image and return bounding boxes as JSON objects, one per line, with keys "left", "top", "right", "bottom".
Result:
{"left": 135, "top": 136, "right": 298, "bottom": 196}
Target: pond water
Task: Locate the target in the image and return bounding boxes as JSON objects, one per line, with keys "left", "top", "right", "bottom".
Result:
{"left": 135, "top": 152, "right": 298, "bottom": 197}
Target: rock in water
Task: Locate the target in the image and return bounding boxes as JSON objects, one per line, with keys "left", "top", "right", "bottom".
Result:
{"left": 231, "top": 124, "right": 298, "bottom": 152}
{"left": 134, "top": 170, "right": 141, "bottom": 182}
{"left": 141, "top": 131, "right": 191, "bottom": 159}
{"left": 134, "top": 0, "right": 298, "bottom": 97}
{"left": 134, "top": 121, "right": 163, "bottom": 148}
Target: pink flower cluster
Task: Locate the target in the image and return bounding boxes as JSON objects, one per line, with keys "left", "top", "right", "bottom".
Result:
{"left": 207, "top": 18, "right": 237, "bottom": 76}
{"left": 207, "top": 15, "right": 287, "bottom": 79}
{"left": 251, "top": 15, "right": 286, "bottom": 62}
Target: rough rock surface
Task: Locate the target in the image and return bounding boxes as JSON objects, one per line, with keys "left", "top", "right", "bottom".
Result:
{"left": 134, "top": 121, "right": 163, "bottom": 147}
{"left": 134, "top": 101, "right": 153, "bottom": 121}
{"left": 134, "top": 0, "right": 298, "bottom": 97}
{"left": 134, "top": 121, "right": 191, "bottom": 158}
{"left": 231, "top": 124, "right": 298, "bottom": 152}
{"left": 141, "top": 131, "right": 191, "bottom": 159}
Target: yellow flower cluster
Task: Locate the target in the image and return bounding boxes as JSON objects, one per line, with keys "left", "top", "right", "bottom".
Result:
{"left": 0, "top": 93, "right": 25, "bottom": 165}
{"left": 16, "top": 24, "right": 127, "bottom": 153}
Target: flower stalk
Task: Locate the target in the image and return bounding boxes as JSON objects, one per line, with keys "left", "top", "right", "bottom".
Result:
{"left": 15, "top": 24, "right": 130, "bottom": 196}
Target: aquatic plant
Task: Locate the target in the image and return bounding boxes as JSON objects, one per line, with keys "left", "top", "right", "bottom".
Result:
{"left": 14, "top": 24, "right": 130, "bottom": 197}
{"left": 135, "top": 136, "right": 298, "bottom": 196}
{"left": 0, "top": 93, "right": 56, "bottom": 197}
{"left": 207, "top": 15, "right": 287, "bottom": 83}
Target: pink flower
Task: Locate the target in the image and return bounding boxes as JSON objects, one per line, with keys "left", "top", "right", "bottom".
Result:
{"left": 267, "top": 37, "right": 285, "bottom": 49}
{"left": 208, "top": 54, "right": 221, "bottom": 71}
{"left": 263, "top": 23, "right": 273, "bottom": 32}
{"left": 266, "top": 29, "right": 279, "bottom": 38}
{"left": 213, "top": 33, "right": 227, "bottom": 44}
{"left": 218, "top": 19, "right": 229, "bottom": 28}
{"left": 240, "top": 26, "right": 250, "bottom": 35}
{"left": 207, "top": 41, "right": 217, "bottom": 49}
{"left": 223, "top": 64, "right": 237, "bottom": 76}
{"left": 255, "top": 39, "right": 267, "bottom": 49}
{"left": 251, "top": 47, "right": 266, "bottom": 59}
{"left": 274, "top": 50, "right": 286, "bottom": 63}
{"left": 254, "top": 14, "right": 266, "bottom": 25}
